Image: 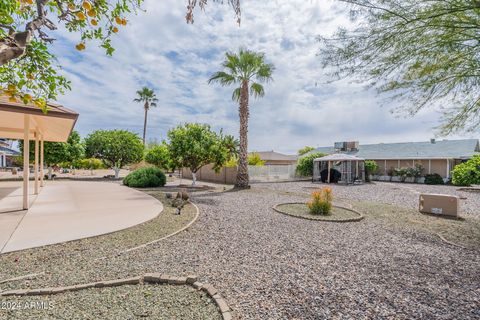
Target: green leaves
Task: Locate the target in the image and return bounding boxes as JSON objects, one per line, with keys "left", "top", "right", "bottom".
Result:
{"left": 84, "top": 130, "right": 144, "bottom": 168}
{"left": 319, "top": 0, "right": 480, "bottom": 134}
{"left": 209, "top": 49, "right": 274, "bottom": 100}
{"left": 452, "top": 155, "right": 480, "bottom": 186}
{"left": 167, "top": 123, "right": 231, "bottom": 173}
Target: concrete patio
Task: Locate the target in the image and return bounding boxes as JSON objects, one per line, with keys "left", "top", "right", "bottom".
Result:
{"left": 0, "top": 180, "right": 163, "bottom": 253}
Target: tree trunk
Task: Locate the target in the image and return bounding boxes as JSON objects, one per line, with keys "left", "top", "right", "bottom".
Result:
{"left": 236, "top": 80, "right": 250, "bottom": 188}
{"left": 191, "top": 171, "right": 197, "bottom": 186}
{"left": 0, "top": 31, "right": 31, "bottom": 65}
{"left": 113, "top": 167, "right": 120, "bottom": 179}
{"left": 143, "top": 102, "right": 149, "bottom": 146}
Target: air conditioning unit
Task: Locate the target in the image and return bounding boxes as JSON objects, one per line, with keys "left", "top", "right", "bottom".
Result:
{"left": 419, "top": 194, "right": 460, "bottom": 217}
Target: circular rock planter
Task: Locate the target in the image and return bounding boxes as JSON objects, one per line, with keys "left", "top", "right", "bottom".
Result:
{"left": 273, "top": 202, "right": 364, "bottom": 222}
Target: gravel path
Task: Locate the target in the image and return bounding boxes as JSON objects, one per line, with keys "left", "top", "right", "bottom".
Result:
{"left": 1, "top": 182, "right": 479, "bottom": 319}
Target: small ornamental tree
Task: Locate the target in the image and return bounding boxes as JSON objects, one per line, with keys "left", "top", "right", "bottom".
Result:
{"left": 296, "top": 152, "right": 326, "bottom": 177}
{"left": 167, "top": 123, "right": 229, "bottom": 185}
{"left": 145, "top": 143, "right": 172, "bottom": 171}
{"left": 84, "top": 129, "right": 144, "bottom": 178}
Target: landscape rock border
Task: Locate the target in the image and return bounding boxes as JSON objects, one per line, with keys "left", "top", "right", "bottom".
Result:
{"left": 272, "top": 202, "right": 364, "bottom": 222}
{"left": 0, "top": 273, "right": 233, "bottom": 320}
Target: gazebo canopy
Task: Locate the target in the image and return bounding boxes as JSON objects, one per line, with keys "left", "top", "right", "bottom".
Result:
{"left": 314, "top": 153, "right": 365, "bottom": 162}
{"left": 0, "top": 96, "right": 78, "bottom": 142}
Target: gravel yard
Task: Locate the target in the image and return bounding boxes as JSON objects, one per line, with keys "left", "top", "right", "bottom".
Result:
{"left": 1, "top": 284, "right": 220, "bottom": 320}
{"left": 1, "top": 181, "right": 479, "bottom": 319}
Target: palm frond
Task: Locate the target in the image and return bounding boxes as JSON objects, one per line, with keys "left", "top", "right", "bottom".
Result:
{"left": 232, "top": 87, "right": 241, "bottom": 101}
{"left": 208, "top": 71, "right": 237, "bottom": 86}
{"left": 250, "top": 82, "right": 265, "bottom": 98}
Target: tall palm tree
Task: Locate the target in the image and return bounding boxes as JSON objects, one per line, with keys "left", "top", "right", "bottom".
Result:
{"left": 134, "top": 87, "right": 158, "bottom": 145}
{"left": 209, "top": 49, "right": 274, "bottom": 188}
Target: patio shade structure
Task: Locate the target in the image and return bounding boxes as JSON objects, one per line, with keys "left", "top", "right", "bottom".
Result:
{"left": 313, "top": 153, "right": 366, "bottom": 185}
{"left": 0, "top": 96, "right": 78, "bottom": 209}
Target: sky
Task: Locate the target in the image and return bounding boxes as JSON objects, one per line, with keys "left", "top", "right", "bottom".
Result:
{"left": 49, "top": 0, "right": 477, "bottom": 154}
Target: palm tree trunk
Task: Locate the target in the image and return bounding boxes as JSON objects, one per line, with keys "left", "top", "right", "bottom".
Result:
{"left": 236, "top": 80, "right": 250, "bottom": 188}
{"left": 143, "top": 102, "right": 149, "bottom": 146}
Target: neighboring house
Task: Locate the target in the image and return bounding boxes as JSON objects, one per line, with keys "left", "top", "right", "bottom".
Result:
{"left": 0, "top": 139, "right": 20, "bottom": 168}
{"left": 250, "top": 151, "right": 298, "bottom": 165}
{"left": 312, "top": 139, "right": 480, "bottom": 179}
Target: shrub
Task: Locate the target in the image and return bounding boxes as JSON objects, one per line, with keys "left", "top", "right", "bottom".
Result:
{"left": 248, "top": 153, "right": 265, "bottom": 166}
{"left": 307, "top": 187, "right": 333, "bottom": 215}
{"left": 452, "top": 155, "right": 480, "bottom": 186}
{"left": 424, "top": 173, "right": 444, "bottom": 185}
{"left": 76, "top": 158, "right": 105, "bottom": 170}
{"left": 123, "top": 167, "right": 166, "bottom": 188}
{"left": 296, "top": 152, "right": 327, "bottom": 177}
{"left": 364, "top": 160, "right": 379, "bottom": 182}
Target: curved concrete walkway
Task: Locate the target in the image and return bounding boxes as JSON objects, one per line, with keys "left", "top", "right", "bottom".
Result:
{"left": 0, "top": 181, "right": 163, "bottom": 253}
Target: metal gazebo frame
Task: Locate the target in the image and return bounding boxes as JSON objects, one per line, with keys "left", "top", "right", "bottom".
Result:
{"left": 313, "top": 153, "right": 365, "bottom": 185}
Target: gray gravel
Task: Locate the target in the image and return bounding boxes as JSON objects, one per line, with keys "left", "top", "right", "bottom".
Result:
{"left": 0, "top": 284, "right": 220, "bottom": 320}
{"left": 260, "top": 180, "right": 480, "bottom": 216}
{"left": 1, "top": 182, "right": 479, "bottom": 319}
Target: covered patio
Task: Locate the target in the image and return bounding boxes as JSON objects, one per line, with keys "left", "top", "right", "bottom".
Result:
{"left": 0, "top": 96, "right": 78, "bottom": 210}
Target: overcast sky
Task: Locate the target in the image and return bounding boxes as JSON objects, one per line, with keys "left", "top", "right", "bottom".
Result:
{"left": 50, "top": 0, "right": 477, "bottom": 154}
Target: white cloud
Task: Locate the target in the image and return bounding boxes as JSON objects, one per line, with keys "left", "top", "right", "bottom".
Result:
{"left": 49, "top": 0, "right": 477, "bottom": 154}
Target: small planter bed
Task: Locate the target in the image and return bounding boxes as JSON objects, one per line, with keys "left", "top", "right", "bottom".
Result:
{"left": 273, "top": 202, "right": 364, "bottom": 222}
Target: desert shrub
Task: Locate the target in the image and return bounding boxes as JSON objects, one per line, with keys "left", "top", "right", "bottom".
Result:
{"left": 393, "top": 167, "right": 408, "bottom": 182}
{"left": 307, "top": 187, "right": 333, "bottom": 215}
{"left": 248, "top": 153, "right": 265, "bottom": 166}
{"left": 452, "top": 155, "right": 480, "bottom": 186}
{"left": 123, "top": 167, "right": 166, "bottom": 188}
{"left": 364, "top": 160, "right": 379, "bottom": 182}
{"left": 296, "top": 152, "right": 327, "bottom": 176}
{"left": 424, "top": 173, "right": 444, "bottom": 185}
{"left": 76, "top": 158, "right": 105, "bottom": 170}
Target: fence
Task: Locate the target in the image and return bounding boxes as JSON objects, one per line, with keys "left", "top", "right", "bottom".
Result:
{"left": 181, "top": 164, "right": 300, "bottom": 184}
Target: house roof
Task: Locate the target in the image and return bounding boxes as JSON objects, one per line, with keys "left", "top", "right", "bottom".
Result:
{"left": 250, "top": 151, "right": 298, "bottom": 161}
{"left": 312, "top": 139, "right": 480, "bottom": 160}
{"left": 0, "top": 96, "right": 78, "bottom": 142}
{"left": 314, "top": 153, "right": 365, "bottom": 162}
{"left": 0, "top": 145, "right": 20, "bottom": 156}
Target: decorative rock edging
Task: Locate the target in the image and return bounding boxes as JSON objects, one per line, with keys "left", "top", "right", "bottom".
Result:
{"left": 0, "top": 273, "right": 233, "bottom": 320}
{"left": 272, "top": 202, "right": 364, "bottom": 223}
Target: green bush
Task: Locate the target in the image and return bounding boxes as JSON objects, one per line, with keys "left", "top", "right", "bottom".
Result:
{"left": 424, "top": 173, "right": 444, "bottom": 185}
{"left": 452, "top": 155, "right": 480, "bottom": 186}
{"left": 364, "top": 160, "right": 378, "bottom": 182}
{"left": 248, "top": 153, "right": 265, "bottom": 166}
{"left": 296, "top": 152, "right": 327, "bottom": 176}
{"left": 307, "top": 187, "right": 333, "bottom": 215}
{"left": 123, "top": 167, "right": 166, "bottom": 188}
{"left": 76, "top": 158, "right": 105, "bottom": 170}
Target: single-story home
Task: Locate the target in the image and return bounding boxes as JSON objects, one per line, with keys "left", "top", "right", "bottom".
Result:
{"left": 250, "top": 151, "right": 298, "bottom": 165}
{"left": 0, "top": 139, "right": 20, "bottom": 168}
{"left": 312, "top": 139, "right": 480, "bottom": 179}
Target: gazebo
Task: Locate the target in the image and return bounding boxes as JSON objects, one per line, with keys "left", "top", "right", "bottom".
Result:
{"left": 313, "top": 153, "right": 365, "bottom": 185}
{"left": 0, "top": 96, "right": 78, "bottom": 209}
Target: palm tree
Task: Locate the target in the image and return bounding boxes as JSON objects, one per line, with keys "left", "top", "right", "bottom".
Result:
{"left": 134, "top": 87, "right": 158, "bottom": 145}
{"left": 209, "top": 49, "right": 274, "bottom": 188}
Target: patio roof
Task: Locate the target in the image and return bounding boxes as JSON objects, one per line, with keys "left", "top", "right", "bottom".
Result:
{"left": 0, "top": 96, "right": 78, "bottom": 142}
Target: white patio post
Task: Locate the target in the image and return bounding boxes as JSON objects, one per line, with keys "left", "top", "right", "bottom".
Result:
{"left": 428, "top": 159, "right": 431, "bottom": 174}
{"left": 23, "top": 115, "right": 30, "bottom": 210}
{"left": 327, "top": 161, "right": 331, "bottom": 183}
{"left": 384, "top": 160, "right": 387, "bottom": 175}
{"left": 34, "top": 130, "right": 39, "bottom": 194}
{"left": 446, "top": 159, "right": 450, "bottom": 179}
{"left": 40, "top": 135, "right": 44, "bottom": 187}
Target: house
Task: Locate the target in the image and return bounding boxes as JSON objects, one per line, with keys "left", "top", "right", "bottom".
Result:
{"left": 250, "top": 151, "right": 298, "bottom": 165}
{"left": 312, "top": 139, "right": 480, "bottom": 179}
{"left": 0, "top": 139, "right": 20, "bottom": 168}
